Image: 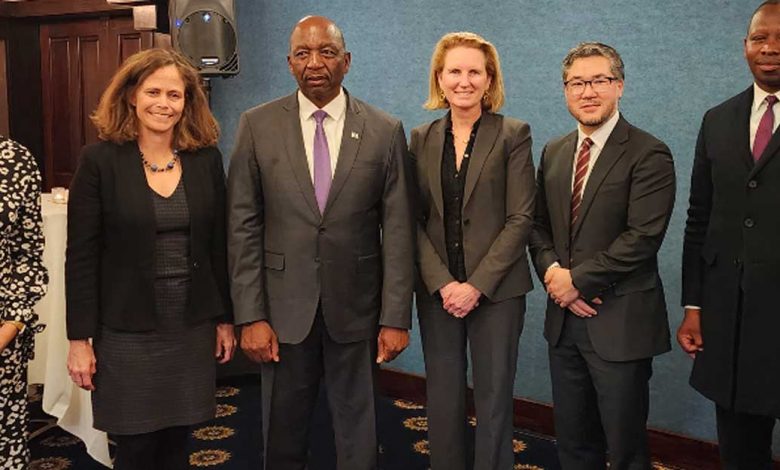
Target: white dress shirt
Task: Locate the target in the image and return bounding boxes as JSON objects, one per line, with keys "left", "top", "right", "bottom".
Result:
{"left": 572, "top": 110, "right": 621, "bottom": 191}
{"left": 298, "top": 88, "right": 347, "bottom": 180}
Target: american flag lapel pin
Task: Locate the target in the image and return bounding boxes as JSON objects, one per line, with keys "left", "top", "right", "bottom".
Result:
{"left": 351, "top": 131, "right": 360, "bottom": 140}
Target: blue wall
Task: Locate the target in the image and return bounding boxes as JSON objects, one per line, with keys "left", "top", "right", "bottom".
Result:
{"left": 210, "top": 0, "right": 779, "bottom": 450}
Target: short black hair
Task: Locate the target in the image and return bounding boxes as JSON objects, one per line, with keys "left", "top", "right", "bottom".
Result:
{"left": 748, "top": 0, "right": 780, "bottom": 34}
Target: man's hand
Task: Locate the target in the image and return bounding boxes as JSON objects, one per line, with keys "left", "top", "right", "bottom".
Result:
{"left": 241, "top": 321, "right": 279, "bottom": 363}
{"left": 215, "top": 323, "right": 237, "bottom": 364}
{"left": 68, "top": 339, "right": 97, "bottom": 391}
{"left": 443, "top": 282, "right": 481, "bottom": 318}
{"left": 545, "top": 266, "right": 576, "bottom": 299}
{"left": 677, "top": 308, "right": 703, "bottom": 359}
{"left": 376, "top": 326, "right": 409, "bottom": 364}
{"left": 567, "top": 297, "right": 603, "bottom": 318}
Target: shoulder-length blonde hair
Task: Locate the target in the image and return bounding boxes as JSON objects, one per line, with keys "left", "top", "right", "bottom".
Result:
{"left": 423, "top": 32, "right": 505, "bottom": 113}
{"left": 91, "top": 48, "right": 219, "bottom": 151}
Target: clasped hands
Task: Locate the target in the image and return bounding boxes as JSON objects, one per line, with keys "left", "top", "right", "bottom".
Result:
{"left": 545, "top": 265, "right": 601, "bottom": 318}
{"left": 439, "top": 281, "right": 481, "bottom": 318}
{"left": 241, "top": 320, "right": 409, "bottom": 365}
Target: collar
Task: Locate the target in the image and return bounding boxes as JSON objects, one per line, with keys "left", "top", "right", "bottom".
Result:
{"left": 752, "top": 83, "right": 778, "bottom": 113}
{"left": 298, "top": 88, "right": 347, "bottom": 122}
{"left": 577, "top": 110, "right": 620, "bottom": 151}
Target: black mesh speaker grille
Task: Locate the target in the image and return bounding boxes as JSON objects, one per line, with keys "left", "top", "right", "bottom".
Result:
{"left": 175, "top": 8, "right": 238, "bottom": 76}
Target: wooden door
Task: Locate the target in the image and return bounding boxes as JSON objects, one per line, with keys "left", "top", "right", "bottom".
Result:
{"left": 40, "top": 16, "right": 152, "bottom": 189}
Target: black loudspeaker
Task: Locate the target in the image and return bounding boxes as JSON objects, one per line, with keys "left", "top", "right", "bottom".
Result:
{"left": 169, "top": 0, "right": 239, "bottom": 76}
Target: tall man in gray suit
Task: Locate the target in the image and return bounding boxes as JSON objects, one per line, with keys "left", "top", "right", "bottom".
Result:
{"left": 530, "top": 43, "right": 675, "bottom": 469}
{"left": 227, "top": 16, "right": 414, "bottom": 470}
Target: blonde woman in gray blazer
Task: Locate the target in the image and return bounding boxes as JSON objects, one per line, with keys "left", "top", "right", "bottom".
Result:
{"left": 410, "top": 32, "right": 535, "bottom": 470}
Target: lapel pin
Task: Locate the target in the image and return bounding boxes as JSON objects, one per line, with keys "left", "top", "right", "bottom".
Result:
{"left": 351, "top": 131, "right": 360, "bottom": 140}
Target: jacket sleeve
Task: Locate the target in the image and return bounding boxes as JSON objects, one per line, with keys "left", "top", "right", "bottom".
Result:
{"left": 378, "top": 121, "right": 414, "bottom": 330}
{"left": 65, "top": 146, "right": 102, "bottom": 340}
{"left": 681, "top": 113, "right": 712, "bottom": 307}
{"left": 209, "top": 147, "right": 233, "bottom": 323}
{"left": 1, "top": 143, "right": 48, "bottom": 329}
{"left": 227, "top": 113, "right": 269, "bottom": 326}
{"left": 528, "top": 144, "right": 560, "bottom": 282}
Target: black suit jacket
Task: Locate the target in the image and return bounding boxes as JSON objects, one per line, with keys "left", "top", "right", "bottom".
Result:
{"left": 530, "top": 116, "right": 675, "bottom": 361}
{"left": 410, "top": 112, "right": 535, "bottom": 301}
{"left": 682, "top": 86, "right": 780, "bottom": 416}
{"left": 226, "top": 92, "right": 414, "bottom": 344}
{"left": 66, "top": 141, "right": 231, "bottom": 340}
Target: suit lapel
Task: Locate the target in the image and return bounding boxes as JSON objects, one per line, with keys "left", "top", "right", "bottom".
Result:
{"left": 281, "top": 93, "right": 320, "bottom": 218}
{"left": 736, "top": 87, "right": 755, "bottom": 171}
{"left": 463, "top": 113, "right": 500, "bottom": 208}
{"left": 120, "top": 141, "right": 155, "bottom": 243}
{"left": 324, "top": 94, "right": 365, "bottom": 217}
{"left": 554, "top": 132, "right": 577, "bottom": 231}
{"left": 571, "top": 117, "right": 629, "bottom": 241}
{"left": 426, "top": 117, "right": 447, "bottom": 218}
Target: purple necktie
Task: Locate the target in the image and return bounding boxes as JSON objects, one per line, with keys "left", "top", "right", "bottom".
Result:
{"left": 312, "top": 110, "right": 332, "bottom": 213}
{"left": 753, "top": 95, "right": 778, "bottom": 161}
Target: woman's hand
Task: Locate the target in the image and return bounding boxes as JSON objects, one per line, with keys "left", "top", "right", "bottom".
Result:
{"left": 215, "top": 323, "right": 236, "bottom": 364}
{"left": 67, "top": 340, "right": 97, "bottom": 391}
{"left": 443, "top": 282, "right": 482, "bottom": 318}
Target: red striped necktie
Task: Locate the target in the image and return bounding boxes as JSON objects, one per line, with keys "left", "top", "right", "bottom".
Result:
{"left": 571, "top": 137, "right": 593, "bottom": 229}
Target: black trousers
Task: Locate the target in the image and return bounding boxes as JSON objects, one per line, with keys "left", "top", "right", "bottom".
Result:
{"left": 716, "top": 404, "right": 778, "bottom": 470}
{"left": 549, "top": 314, "right": 653, "bottom": 470}
{"left": 112, "top": 426, "right": 189, "bottom": 470}
{"left": 261, "top": 312, "right": 378, "bottom": 470}
{"left": 417, "top": 294, "right": 525, "bottom": 470}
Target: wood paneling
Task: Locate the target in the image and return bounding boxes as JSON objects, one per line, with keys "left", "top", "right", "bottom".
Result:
{"left": 0, "top": 38, "right": 8, "bottom": 136}
{"left": 40, "top": 15, "right": 152, "bottom": 188}
{"left": 0, "top": 0, "right": 132, "bottom": 19}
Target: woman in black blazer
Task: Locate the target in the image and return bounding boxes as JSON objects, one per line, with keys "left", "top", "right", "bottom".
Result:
{"left": 66, "top": 48, "right": 234, "bottom": 470}
{"left": 410, "top": 32, "right": 535, "bottom": 470}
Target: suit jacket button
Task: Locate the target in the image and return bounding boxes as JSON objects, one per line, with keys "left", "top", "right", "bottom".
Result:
{"left": 314, "top": 257, "right": 320, "bottom": 263}
{"left": 748, "top": 180, "right": 758, "bottom": 189}
{"left": 463, "top": 219, "right": 470, "bottom": 226}
{"left": 734, "top": 258, "right": 741, "bottom": 266}
{"left": 319, "top": 227, "right": 326, "bottom": 234}
{"left": 193, "top": 261, "right": 200, "bottom": 269}
{"left": 744, "top": 218, "right": 755, "bottom": 228}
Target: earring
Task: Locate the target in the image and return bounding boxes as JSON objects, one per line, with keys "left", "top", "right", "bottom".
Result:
{"left": 482, "top": 92, "right": 489, "bottom": 103}
{"left": 439, "top": 90, "right": 446, "bottom": 101}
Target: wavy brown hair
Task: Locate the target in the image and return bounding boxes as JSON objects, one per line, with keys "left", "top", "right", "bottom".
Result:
{"left": 423, "top": 31, "right": 505, "bottom": 113}
{"left": 91, "top": 48, "right": 219, "bottom": 150}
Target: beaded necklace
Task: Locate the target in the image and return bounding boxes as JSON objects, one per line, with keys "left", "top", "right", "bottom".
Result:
{"left": 141, "top": 150, "right": 179, "bottom": 172}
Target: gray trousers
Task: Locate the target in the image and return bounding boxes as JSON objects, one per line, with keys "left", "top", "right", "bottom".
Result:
{"left": 549, "top": 313, "right": 653, "bottom": 470}
{"left": 261, "top": 312, "right": 377, "bottom": 470}
{"left": 418, "top": 294, "right": 525, "bottom": 470}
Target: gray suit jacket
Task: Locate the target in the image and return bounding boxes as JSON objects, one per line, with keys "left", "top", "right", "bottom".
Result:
{"left": 410, "top": 112, "right": 535, "bottom": 301}
{"left": 227, "top": 91, "right": 414, "bottom": 344}
{"left": 530, "top": 116, "right": 675, "bottom": 361}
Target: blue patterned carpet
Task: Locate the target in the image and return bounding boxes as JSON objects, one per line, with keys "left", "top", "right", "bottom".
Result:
{"left": 27, "top": 375, "right": 678, "bottom": 469}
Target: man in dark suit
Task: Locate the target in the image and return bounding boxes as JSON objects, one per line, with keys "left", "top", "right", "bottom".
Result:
{"left": 227, "top": 16, "right": 414, "bottom": 470}
{"left": 530, "top": 42, "right": 675, "bottom": 469}
{"left": 678, "top": 2, "right": 780, "bottom": 468}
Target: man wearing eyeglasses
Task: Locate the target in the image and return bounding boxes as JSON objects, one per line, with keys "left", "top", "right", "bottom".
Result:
{"left": 530, "top": 42, "right": 676, "bottom": 469}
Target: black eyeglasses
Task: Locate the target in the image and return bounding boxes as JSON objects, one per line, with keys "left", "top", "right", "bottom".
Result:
{"left": 563, "top": 77, "right": 619, "bottom": 95}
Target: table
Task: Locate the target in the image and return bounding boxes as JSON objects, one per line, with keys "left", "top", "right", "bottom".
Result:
{"left": 28, "top": 193, "right": 112, "bottom": 467}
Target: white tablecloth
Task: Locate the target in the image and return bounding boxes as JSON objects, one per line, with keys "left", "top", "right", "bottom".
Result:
{"left": 28, "top": 193, "right": 112, "bottom": 468}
